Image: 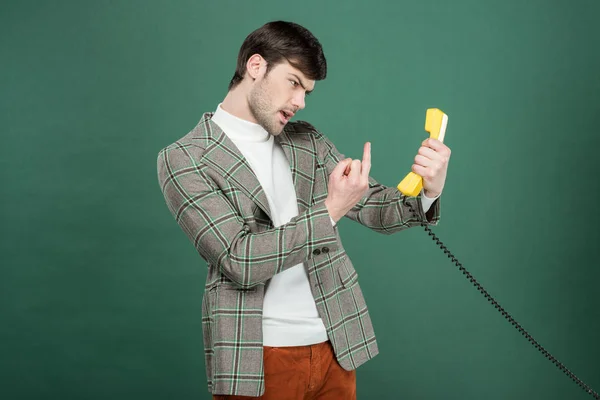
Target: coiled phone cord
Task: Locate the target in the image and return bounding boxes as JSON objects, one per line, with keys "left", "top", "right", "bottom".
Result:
{"left": 403, "top": 198, "right": 599, "bottom": 399}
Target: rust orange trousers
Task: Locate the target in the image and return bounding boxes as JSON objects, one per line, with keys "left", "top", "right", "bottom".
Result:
{"left": 213, "top": 341, "right": 356, "bottom": 400}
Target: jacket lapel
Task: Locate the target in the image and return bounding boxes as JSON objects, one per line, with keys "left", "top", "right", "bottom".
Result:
{"left": 275, "top": 129, "right": 316, "bottom": 214}
{"left": 194, "top": 114, "right": 272, "bottom": 219}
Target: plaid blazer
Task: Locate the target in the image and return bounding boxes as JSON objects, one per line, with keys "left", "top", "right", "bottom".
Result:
{"left": 156, "top": 112, "right": 441, "bottom": 396}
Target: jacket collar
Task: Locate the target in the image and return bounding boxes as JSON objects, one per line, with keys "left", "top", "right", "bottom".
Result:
{"left": 191, "top": 112, "right": 317, "bottom": 219}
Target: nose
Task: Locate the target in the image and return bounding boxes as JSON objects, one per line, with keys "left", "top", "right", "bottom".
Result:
{"left": 291, "top": 91, "right": 306, "bottom": 110}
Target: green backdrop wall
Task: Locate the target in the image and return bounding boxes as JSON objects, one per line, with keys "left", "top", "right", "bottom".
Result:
{"left": 1, "top": 0, "right": 599, "bottom": 399}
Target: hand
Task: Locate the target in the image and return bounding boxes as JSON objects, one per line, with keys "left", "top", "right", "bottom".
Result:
{"left": 412, "top": 138, "right": 451, "bottom": 198}
{"left": 325, "top": 142, "right": 371, "bottom": 222}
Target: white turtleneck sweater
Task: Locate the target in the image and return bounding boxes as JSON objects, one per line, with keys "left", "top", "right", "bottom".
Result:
{"left": 211, "top": 103, "right": 438, "bottom": 346}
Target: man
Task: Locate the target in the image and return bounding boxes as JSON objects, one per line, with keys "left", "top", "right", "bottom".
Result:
{"left": 157, "top": 20, "right": 451, "bottom": 399}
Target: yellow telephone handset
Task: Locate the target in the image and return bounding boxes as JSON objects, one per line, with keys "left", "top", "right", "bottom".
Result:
{"left": 397, "top": 108, "right": 448, "bottom": 196}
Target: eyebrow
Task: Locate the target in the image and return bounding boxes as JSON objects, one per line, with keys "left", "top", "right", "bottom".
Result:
{"left": 290, "top": 73, "right": 314, "bottom": 95}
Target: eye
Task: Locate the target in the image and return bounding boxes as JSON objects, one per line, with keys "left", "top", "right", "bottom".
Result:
{"left": 289, "top": 80, "right": 298, "bottom": 87}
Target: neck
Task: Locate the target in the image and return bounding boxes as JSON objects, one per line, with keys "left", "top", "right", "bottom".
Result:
{"left": 220, "top": 84, "right": 257, "bottom": 124}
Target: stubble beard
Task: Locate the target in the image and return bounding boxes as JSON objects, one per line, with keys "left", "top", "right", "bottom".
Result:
{"left": 248, "top": 78, "right": 284, "bottom": 136}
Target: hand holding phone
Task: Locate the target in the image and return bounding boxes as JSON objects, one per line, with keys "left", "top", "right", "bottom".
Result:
{"left": 397, "top": 108, "right": 449, "bottom": 196}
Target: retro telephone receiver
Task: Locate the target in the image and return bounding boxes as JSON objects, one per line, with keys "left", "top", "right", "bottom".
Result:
{"left": 397, "top": 108, "right": 598, "bottom": 399}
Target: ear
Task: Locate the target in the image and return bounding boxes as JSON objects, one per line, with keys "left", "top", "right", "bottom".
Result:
{"left": 246, "top": 54, "right": 266, "bottom": 80}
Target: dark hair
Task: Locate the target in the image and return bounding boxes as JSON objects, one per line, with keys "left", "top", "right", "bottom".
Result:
{"left": 228, "top": 21, "right": 327, "bottom": 91}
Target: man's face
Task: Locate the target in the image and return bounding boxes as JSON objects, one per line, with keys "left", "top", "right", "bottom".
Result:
{"left": 247, "top": 60, "right": 315, "bottom": 136}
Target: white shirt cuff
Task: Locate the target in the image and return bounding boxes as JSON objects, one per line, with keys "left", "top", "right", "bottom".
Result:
{"left": 420, "top": 189, "right": 440, "bottom": 214}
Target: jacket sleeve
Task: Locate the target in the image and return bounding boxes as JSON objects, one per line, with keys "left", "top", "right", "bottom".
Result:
{"left": 314, "top": 129, "right": 441, "bottom": 234}
{"left": 157, "top": 144, "right": 339, "bottom": 289}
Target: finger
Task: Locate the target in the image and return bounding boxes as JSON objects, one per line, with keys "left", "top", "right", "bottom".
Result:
{"left": 412, "top": 164, "right": 430, "bottom": 178}
{"left": 348, "top": 159, "right": 362, "bottom": 180}
{"left": 332, "top": 158, "right": 352, "bottom": 177}
{"left": 422, "top": 138, "right": 450, "bottom": 154}
{"left": 344, "top": 163, "right": 351, "bottom": 176}
{"left": 417, "top": 146, "right": 442, "bottom": 161}
{"left": 414, "top": 154, "right": 434, "bottom": 168}
{"left": 361, "top": 142, "right": 371, "bottom": 179}
{"left": 362, "top": 142, "right": 371, "bottom": 164}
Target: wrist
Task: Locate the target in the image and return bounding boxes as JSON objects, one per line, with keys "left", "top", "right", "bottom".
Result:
{"left": 324, "top": 199, "right": 342, "bottom": 223}
{"left": 423, "top": 189, "right": 441, "bottom": 198}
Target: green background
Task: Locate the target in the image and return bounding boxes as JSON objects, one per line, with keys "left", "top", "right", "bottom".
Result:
{"left": 2, "top": 0, "right": 599, "bottom": 399}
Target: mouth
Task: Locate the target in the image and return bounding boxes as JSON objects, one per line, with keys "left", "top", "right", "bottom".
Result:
{"left": 279, "top": 110, "right": 295, "bottom": 124}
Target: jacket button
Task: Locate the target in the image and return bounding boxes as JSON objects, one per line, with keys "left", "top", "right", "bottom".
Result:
{"left": 312, "top": 249, "right": 321, "bottom": 256}
{"left": 322, "top": 247, "right": 329, "bottom": 253}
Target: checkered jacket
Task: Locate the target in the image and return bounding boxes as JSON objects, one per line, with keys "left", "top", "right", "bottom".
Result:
{"left": 156, "top": 112, "right": 441, "bottom": 396}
